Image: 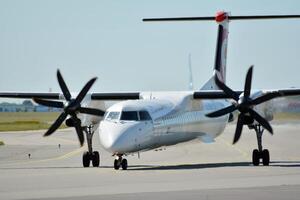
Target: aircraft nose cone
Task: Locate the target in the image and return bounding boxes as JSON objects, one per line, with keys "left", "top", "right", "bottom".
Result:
{"left": 99, "top": 121, "right": 137, "bottom": 153}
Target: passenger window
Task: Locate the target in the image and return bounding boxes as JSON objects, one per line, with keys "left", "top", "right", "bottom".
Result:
{"left": 120, "top": 111, "right": 138, "bottom": 121}
{"left": 139, "top": 111, "right": 152, "bottom": 121}
{"left": 106, "top": 112, "right": 120, "bottom": 120}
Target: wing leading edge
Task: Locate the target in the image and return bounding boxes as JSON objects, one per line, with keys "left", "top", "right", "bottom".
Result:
{"left": 0, "top": 89, "right": 300, "bottom": 101}
{"left": 194, "top": 88, "right": 300, "bottom": 99}
{"left": 0, "top": 92, "right": 141, "bottom": 100}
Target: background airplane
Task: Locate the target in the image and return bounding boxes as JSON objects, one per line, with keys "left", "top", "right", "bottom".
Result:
{"left": 1, "top": 11, "right": 300, "bottom": 170}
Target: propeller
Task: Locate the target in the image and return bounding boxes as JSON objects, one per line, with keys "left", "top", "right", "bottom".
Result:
{"left": 33, "top": 70, "right": 105, "bottom": 146}
{"left": 206, "top": 66, "right": 273, "bottom": 144}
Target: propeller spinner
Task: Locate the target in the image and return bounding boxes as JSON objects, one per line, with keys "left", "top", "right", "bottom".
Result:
{"left": 206, "top": 66, "right": 274, "bottom": 144}
{"left": 34, "top": 70, "right": 105, "bottom": 146}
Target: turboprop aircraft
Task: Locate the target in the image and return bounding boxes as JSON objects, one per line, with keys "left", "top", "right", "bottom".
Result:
{"left": 2, "top": 11, "right": 300, "bottom": 170}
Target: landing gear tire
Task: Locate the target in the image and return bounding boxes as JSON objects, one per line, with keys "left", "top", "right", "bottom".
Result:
{"left": 262, "top": 149, "right": 270, "bottom": 166}
{"left": 252, "top": 149, "right": 270, "bottom": 166}
{"left": 82, "top": 151, "right": 90, "bottom": 168}
{"left": 253, "top": 125, "right": 270, "bottom": 167}
{"left": 252, "top": 149, "right": 260, "bottom": 166}
{"left": 121, "top": 159, "right": 128, "bottom": 170}
{"left": 92, "top": 151, "right": 100, "bottom": 167}
{"left": 114, "top": 159, "right": 120, "bottom": 170}
{"left": 83, "top": 125, "right": 101, "bottom": 168}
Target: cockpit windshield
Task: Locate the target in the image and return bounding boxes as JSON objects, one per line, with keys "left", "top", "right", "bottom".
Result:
{"left": 119, "top": 110, "right": 152, "bottom": 121}
{"left": 139, "top": 111, "right": 152, "bottom": 121}
{"left": 106, "top": 110, "right": 152, "bottom": 121}
{"left": 105, "top": 112, "right": 120, "bottom": 120}
{"left": 120, "top": 111, "right": 138, "bottom": 121}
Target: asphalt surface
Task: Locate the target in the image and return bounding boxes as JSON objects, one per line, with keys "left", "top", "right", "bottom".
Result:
{"left": 0, "top": 121, "right": 300, "bottom": 200}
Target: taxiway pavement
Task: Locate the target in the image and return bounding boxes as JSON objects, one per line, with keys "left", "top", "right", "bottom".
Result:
{"left": 0, "top": 121, "right": 300, "bottom": 200}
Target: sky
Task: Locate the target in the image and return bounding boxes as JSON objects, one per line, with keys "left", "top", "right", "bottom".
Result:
{"left": 1, "top": 0, "right": 300, "bottom": 98}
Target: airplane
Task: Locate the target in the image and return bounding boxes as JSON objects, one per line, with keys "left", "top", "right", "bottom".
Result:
{"left": 2, "top": 11, "right": 300, "bottom": 170}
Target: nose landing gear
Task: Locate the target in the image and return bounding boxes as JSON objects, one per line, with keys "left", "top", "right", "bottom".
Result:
{"left": 114, "top": 155, "right": 128, "bottom": 170}
{"left": 82, "top": 125, "right": 100, "bottom": 167}
{"left": 251, "top": 124, "right": 270, "bottom": 166}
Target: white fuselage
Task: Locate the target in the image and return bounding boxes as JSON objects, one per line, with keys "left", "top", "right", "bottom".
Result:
{"left": 98, "top": 92, "right": 230, "bottom": 154}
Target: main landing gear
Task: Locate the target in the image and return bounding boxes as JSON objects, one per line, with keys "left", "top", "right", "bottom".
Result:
{"left": 82, "top": 125, "right": 100, "bottom": 167}
{"left": 114, "top": 155, "right": 128, "bottom": 170}
{"left": 251, "top": 124, "right": 270, "bottom": 166}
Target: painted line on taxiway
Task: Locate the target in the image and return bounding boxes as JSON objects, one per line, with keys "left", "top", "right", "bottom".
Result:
{"left": 0, "top": 146, "right": 85, "bottom": 167}
{"left": 216, "top": 135, "right": 250, "bottom": 160}
{"left": 46, "top": 136, "right": 79, "bottom": 145}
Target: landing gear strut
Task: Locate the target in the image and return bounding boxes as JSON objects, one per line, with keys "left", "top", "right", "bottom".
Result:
{"left": 82, "top": 125, "right": 100, "bottom": 167}
{"left": 252, "top": 124, "right": 270, "bottom": 166}
{"left": 114, "top": 155, "right": 128, "bottom": 170}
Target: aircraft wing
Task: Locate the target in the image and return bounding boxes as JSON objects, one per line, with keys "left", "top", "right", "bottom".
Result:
{"left": 0, "top": 92, "right": 61, "bottom": 99}
{"left": 91, "top": 92, "right": 140, "bottom": 100}
{"left": 193, "top": 89, "right": 300, "bottom": 99}
{"left": 193, "top": 90, "right": 242, "bottom": 99}
{"left": 1, "top": 89, "right": 300, "bottom": 101}
{"left": 0, "top": 92, "right": 140, "bottom": 100}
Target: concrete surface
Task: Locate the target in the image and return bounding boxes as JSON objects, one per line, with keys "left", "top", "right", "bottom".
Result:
{"left": 0, "top": 122, "right": 300, "bottom": 200}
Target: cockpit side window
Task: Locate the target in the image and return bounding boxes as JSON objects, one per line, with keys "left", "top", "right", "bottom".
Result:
{"left": 106, "top": 112, "right": 120, "bottom": 120}
{"left": 139, "top": 111, "right": 152, "bottom": 121}
{"left": 120, "top": 111, "right": 138, "bottom": 121}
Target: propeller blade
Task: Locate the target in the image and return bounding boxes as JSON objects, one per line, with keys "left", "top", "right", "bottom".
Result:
{"left": 248, "top": 109, "right": 273, "bottom": 134}
{"left": 33, "top": 98, "right": 64, "bottom": 108}
{"left": 44, "top": 112, "right": 68, "bottom": 136}
{"left": 74, "top": 77, "right": 97, "bottom": 105}
{"left": 73, "top": 118, "right": 84, "bottom": 146}
{"left": 78, "top": 107, "right": 105, "bottom": 116}
{"left": 57, "top": 70, "right": 72, "bottom": 101}
{"left": 215, "top": 75, "right": 239, "bottom": 101}
{"left": 233, "top": 114, "right": 244, "bottom": 144}
{"left": 206, "top": 104, "right": 237, "bottom": 118}
{"left": 250, "top": 92, "right": 279, "bottom": 105}
{"left": 243, "top": 66, "right": 253, "bottom": 99}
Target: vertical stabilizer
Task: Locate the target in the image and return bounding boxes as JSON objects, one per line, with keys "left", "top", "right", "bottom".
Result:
{"left": 201, "top": 11, "right": 229, "bottom": 90}
{"left": 143, "top": 11, "right": 300, "bottom": 91}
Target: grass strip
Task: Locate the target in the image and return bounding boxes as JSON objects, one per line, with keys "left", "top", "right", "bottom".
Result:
{"left": 0, "top": 112, "right": 66, "bottom": 132}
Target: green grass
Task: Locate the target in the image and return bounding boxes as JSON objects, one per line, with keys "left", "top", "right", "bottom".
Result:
{"left": 274, "top": 112, "right": 300, "bottom": 121}
{"left": 0, "top": 112, "right": 67, "bottom": 132}
{"left": 0, "top": 140, "right": 4, "bottom": 145}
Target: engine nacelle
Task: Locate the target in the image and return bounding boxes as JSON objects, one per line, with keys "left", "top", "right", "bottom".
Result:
{"left": 251, "top": 91, "right": 274, "bottom": 121}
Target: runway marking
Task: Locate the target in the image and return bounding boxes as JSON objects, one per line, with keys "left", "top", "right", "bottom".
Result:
{"left": 46, "top": 135, "right": 79, "bottom": 145}
{"left": 43, "top": 146, "right": 85, "bottom": 161}
{"left": 216, "top": 135, "right": 250, "bottom": 160}
{"left": 0, "top": 146, "right": 85, "bottom": 167}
